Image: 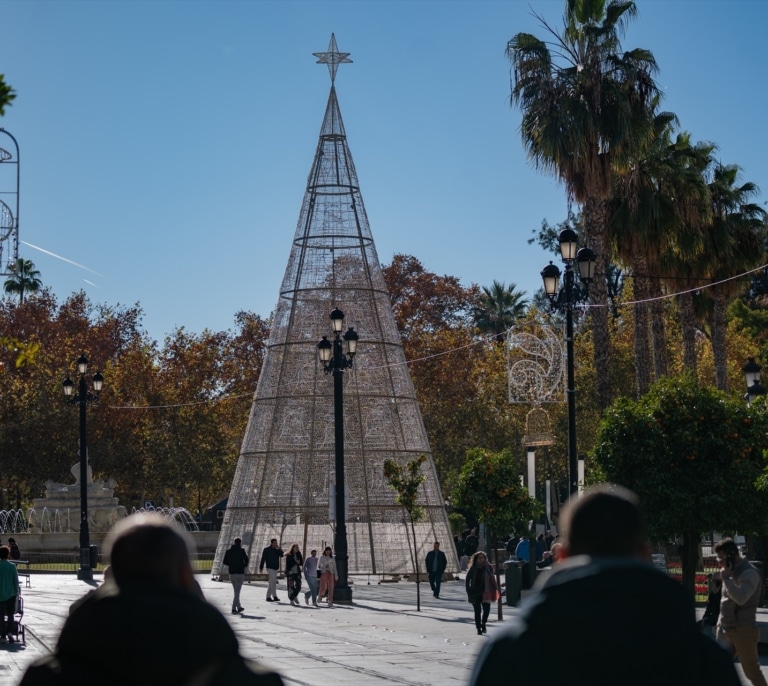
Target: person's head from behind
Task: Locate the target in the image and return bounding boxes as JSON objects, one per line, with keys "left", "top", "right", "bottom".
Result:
{"left": 560, "top": 484, "right": 649, "bottom": 559}
{"left": 270, "top": 538, "right": 278, "bottom": 548}
{"left": 233, "top": 537, "right": 242, "bottom": 547}
{"left": 106, "top": 513, "right": 197, "bottom": 592}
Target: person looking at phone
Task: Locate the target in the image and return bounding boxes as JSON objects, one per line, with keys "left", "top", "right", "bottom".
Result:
{"left": 715, "top": 538, "right": 767, "bottom": 686}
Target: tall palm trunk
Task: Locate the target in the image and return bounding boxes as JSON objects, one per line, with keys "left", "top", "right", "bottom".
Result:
{"left": 712, "top": 288, "right": 728, "bottom": 391}
{"left": 631, "top": 251, "right": 652, "bottom": 396}
{"left": 648, "top": 281, "right": 668, "bottom": 379}
{"left": 679, "top": 292, "right": 698, "bottom": 373}
{"left": 583, "top": 197, "right": 612, "bottom": 410}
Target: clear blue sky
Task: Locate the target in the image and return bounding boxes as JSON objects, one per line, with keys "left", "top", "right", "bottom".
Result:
{"left": 2, "top": 0, "right": 766, "bottom": 344}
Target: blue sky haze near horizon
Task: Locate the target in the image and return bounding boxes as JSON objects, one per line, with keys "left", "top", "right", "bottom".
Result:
{"left": 1, "top": 0, "right": 767, "bottom": 345}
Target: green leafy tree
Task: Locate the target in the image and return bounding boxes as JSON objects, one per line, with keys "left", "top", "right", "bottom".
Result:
{"left": 0, "top": 336, "right": 38, "bottom": 367}
{"left": 452, "top": 448, "right": 543, "bottom": 618}
{"left": 383, "top": 455, "right": 427, "bottom": 611}
{"left": 4, "top": 258, "right": 43, "bottom": 304}
{"left": 592, "top": 372, "right": 768, "bottom": 596}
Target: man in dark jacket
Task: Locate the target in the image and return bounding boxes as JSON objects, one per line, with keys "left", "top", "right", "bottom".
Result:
{"left": 223, "top": 537, "right": 249, "bottom": 614}
{"left": 469, "top": 486, "right": 740, "bottom": 686}
{"left": 259, "top": 538, "right": 284, "bottom": 602}
{"left": 20, "top": 514, "right": 284, "bottom": 686}
{"left": 425, "top": 541, "right": 448, "bottom": 598}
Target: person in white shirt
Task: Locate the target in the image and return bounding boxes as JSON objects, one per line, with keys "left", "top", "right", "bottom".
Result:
{"left": 317, "top": 547, "right": 338, "bottom": 608}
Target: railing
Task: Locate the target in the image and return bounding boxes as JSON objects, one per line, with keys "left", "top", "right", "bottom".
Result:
{"left": 12, "top": 551, "right": 214, "bottom": 573}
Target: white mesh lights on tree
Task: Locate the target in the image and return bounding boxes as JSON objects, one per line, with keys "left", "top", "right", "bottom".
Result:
{"left": 213, "top": 35, "right": 455, "bottom": 577}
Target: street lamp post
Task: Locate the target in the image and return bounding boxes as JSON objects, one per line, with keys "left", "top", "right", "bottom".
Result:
{"left": 63, "top": 354, "right": 104, "bottom": 581}
{"left": 541, "top": 228, "right": 595, "bottom": 497}
{"left": 317, "top": 308, "right": 358, "bottom": 603}
{"left": 743, "top": 357, "right": 766, "bottom": 405}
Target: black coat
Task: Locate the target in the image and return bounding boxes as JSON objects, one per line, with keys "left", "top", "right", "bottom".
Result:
{"left": 285, "top": 552, "right": 303, "bottom": 577}
{"left": 223, "top": 544, "right": 249, "bottom": 574}
{"left": 259, "top": 545, "right": 284, "bottom": 571}
{"left": 469, "top": 557, "right": 740, "bottom": 686}
{"left": 425, "top": 550, "right": 447, "bottom": 575}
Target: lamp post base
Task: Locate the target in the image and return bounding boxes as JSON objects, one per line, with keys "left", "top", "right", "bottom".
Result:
{"left": 333, "top": 585, "right": 353, "bottom": 603}
{"left": 77, "top": 567, "right": 93, "bottom": 581}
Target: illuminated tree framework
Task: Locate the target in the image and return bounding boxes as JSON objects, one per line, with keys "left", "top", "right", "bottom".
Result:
{"left": 0, "top": 129, "right": 19, "bottom": 276}
{"left": 213, "top": 36, "right": 456, "bottom": 576}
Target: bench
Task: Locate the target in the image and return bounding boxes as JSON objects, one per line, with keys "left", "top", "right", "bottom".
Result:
{"left": 10, "top": 560, "right": 31, "bottom": 588}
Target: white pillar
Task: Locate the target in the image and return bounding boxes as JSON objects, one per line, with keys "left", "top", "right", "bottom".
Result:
{"left": 578, "top": 458, "right": 585, "bottom": 497}
{"left": 545, "top": 479, "right": 551, "bottom": 524}
{"left": 527, "top": 448, "right": 536, "bottom": 499}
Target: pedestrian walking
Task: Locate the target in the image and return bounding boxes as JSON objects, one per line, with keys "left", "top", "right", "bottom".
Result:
{"left": 425, "top": 541, "right": 447, "bottom": 598}
{"left": 223, "top": 537, "right": 249, "bottom": 614}
{"left": 464, "top": 528, "right": 479, "bottom": 557}
{"left": 715, "top": 538, "right": 767, "bottom": 686}
{"left": 285, "top": 544, "right": 303, "bottom": 607}
{"left": 0, "top": 546, "right": 20, "bottom": 643}
{"left": 318, "top": 546, "right": 338, "bottom": 608}
{"left": 303, "top": 549, "right": 320, "bottom": 607}
{"left": 7, "top": 538, "right": 20, "bottom": 561}
{"left": 468, "top": 485, "right": 739, "bottom": 686}
{"left": 465, "top": 551, "right": 498, "bottom": 636}
{"left": 259, "top": 538, "right": 284, "bottom": 603}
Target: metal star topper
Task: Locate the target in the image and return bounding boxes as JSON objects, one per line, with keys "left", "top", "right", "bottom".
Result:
{"left": 313, "top": 33, "right": 352, "bottom": 84}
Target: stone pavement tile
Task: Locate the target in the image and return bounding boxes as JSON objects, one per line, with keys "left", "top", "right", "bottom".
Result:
{"left": 4, "top": 573, "right": 768, "bottom": 686}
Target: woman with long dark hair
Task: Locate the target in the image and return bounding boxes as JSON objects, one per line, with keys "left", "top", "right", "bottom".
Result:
{"left": 285, "top": 544, "right": 303, "bottom": 607}
{"left": 465, "top": 551, "right": 499, "bottom": 635}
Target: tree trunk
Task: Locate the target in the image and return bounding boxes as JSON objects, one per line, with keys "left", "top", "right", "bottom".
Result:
{"left": 681, "top": 530, "right": 701, "bottom": 600}
{"left": 410, "top": 517, "right": 421, "bottom": 612}
{"left": 583, "top": 197, "right": 612, "bottom": 410}
{"left": 648, "top": 281, "right": 668, "bottom": 379}
{"left": 630, "top": 252, "right": 652, "bottom": 396}
{"left": 679, "top": 292, "right": 697, "bottom": 373}
{"left": 712, "top": 288, "right": 728, "bottom": 392}
{"left": 492, "top": 534, "right": 503, "bottom": 621}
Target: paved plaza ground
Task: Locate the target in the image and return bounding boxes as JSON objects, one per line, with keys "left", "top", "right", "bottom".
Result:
{"left": 1, "top": 573, "right": 768, "bottom": 685}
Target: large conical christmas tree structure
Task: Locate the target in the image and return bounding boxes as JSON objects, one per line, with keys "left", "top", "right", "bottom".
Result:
{"left": 213, "top": 35, "right": 455, "bottom": 579}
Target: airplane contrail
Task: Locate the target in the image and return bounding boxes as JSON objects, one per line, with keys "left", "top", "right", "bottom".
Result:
{"left": 21, "top": 241, "right": 106, "bottom": 278}
{"left": 83, "top": 279, "right": 100, "bottom": 288}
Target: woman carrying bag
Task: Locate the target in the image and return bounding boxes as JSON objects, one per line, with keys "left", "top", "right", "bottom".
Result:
{"left": 465, "top": 551, "right": 499, "bottom": 636}
{"left": 285, "top": 544, "right": 303, "bottom": 607}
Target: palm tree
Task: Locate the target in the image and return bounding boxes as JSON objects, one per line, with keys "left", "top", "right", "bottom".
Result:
{"left": 611, "top": 112, "right": 713, "bottom": 394}
{"left": 702, "top": 164, "right": 767, "bottom": 391}
{"left": 507, "top": 0, "right": 660, "bottom": 409}
{"left": 4, "top": 258, "right": 42, "bottom": 303}
{"left": 473, "top": 281, "right": 529, "bottom": 343}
